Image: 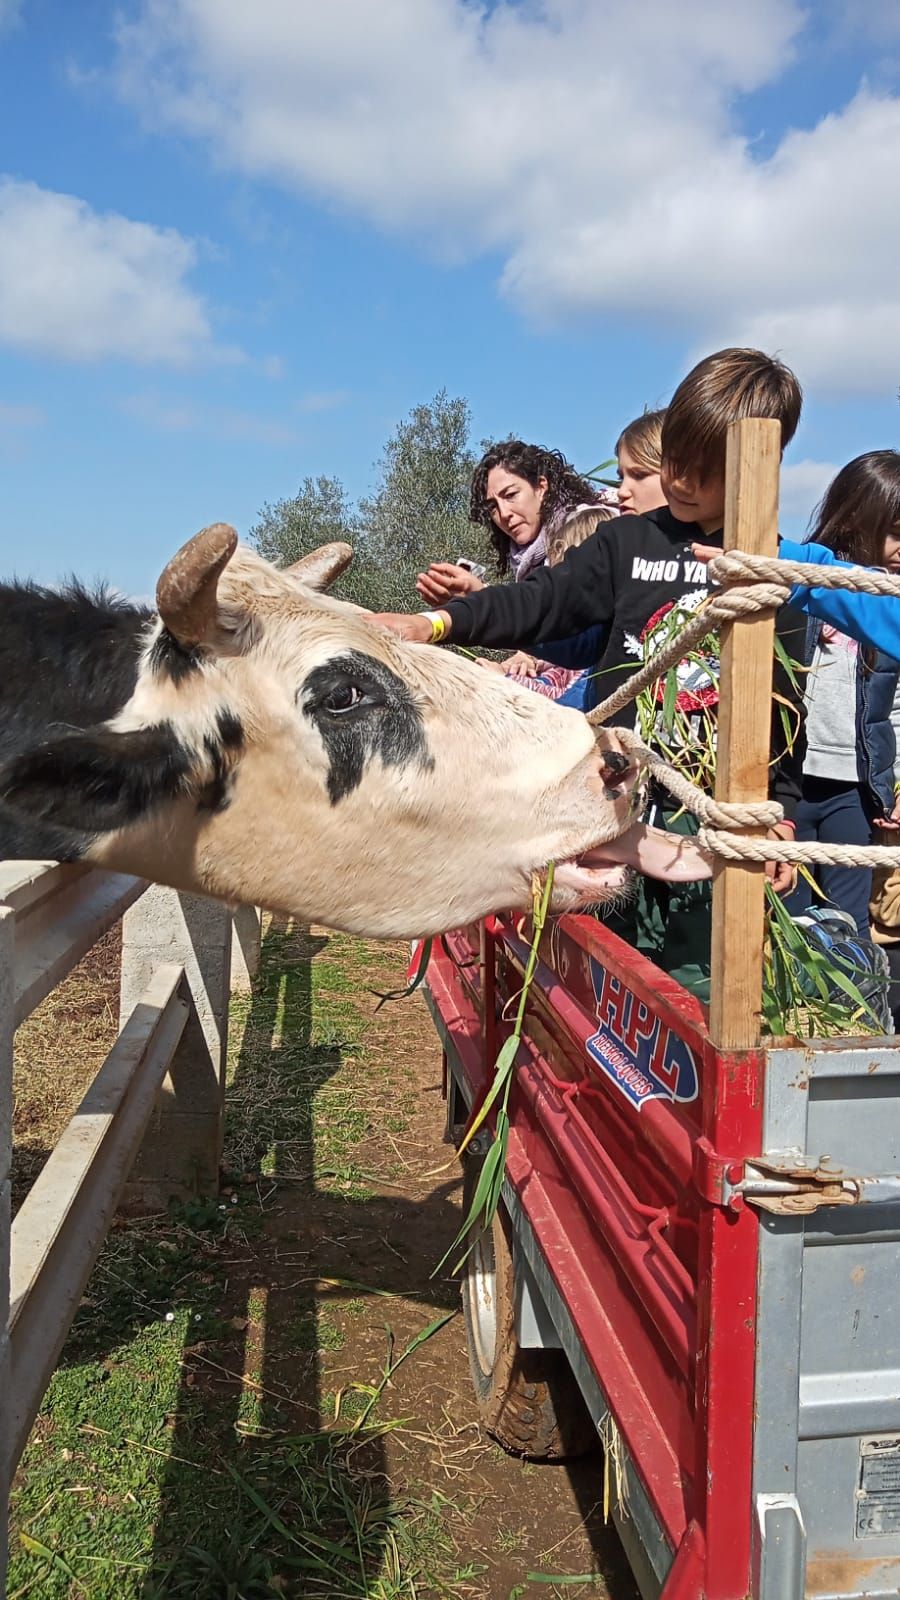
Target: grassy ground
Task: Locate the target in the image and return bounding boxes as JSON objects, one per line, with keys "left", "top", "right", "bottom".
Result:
{"left": 8, "top": 919, "right": 637, "bottom": 1600}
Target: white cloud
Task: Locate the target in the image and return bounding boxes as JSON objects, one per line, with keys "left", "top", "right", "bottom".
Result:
{"left": 122, "top": 390, "right": 298, "bottom": 444}
{"left": 0, "top": 1, "right": 22, "bottom": 38}
{"left": 0, "top": 400, "right": 44, "bottom": 432}
{"left": 0, "top": 178, "right": 229, "bottom": 366}
{"left": 298, "top": 389, "right": 349, "bottom": 413}
{"left": 779, "top": 459, "right": 838, "bottom": 527}
{"left": 110, "top": 0, "right": 900, "bottom": 394}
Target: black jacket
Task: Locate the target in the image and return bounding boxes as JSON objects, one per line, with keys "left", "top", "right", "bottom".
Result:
{"left": 446, "top": 505, "right": 805, "bottom": 815}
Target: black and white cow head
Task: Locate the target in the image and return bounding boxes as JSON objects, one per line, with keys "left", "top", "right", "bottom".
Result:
{"left": 0, "top": 525, "right": 710, "bottom": 937}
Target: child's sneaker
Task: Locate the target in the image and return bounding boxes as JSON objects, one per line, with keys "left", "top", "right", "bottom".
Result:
{"left": 789, "top": 907, "right": 891, "bottom": 1032}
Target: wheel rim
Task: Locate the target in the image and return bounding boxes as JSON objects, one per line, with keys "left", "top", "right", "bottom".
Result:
{"left": 468, "top": 1222, "right": 497, "bottom": 1377}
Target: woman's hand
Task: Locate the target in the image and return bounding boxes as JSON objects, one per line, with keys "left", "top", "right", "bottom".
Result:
{"left": 415, "top": 563, "right": 485, "bottom": 605}
{"left": 766, "top": 823, "right": 797, "bottom": 894}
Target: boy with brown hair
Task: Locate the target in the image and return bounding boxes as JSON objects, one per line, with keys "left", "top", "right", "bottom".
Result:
{"left": 378, "top": 347, "right": 806, "bottom": 998}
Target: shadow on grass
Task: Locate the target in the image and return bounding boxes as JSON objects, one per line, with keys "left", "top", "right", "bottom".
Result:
{"left": 132, "top": 918, "right": 464, "bottom": 1599}
{"left": 11, "top": 919, "right": 630, "bottom": 1598}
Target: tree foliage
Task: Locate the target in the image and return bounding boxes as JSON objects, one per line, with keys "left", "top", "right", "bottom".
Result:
{"left": 252, "top": 474, "right": 355, "bottom": 568}
{"left": 248, "top": 391, "right": 495, "bottom": 613}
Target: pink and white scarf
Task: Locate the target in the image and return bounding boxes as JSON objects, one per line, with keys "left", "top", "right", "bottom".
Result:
{"left": 508, "top": 489, "right": 619, "bottom": 583}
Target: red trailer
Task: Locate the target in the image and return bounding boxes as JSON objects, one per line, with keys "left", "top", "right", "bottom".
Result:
{"left": 422, "top": 422, "right": 900, "bottom": 1598}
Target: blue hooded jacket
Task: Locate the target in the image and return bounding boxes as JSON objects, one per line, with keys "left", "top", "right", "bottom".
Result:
{"left": 782, "top": 538, "right": 900, "bottom": 659}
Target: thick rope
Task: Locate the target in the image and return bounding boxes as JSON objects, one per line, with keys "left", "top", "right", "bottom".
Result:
{"left": 611, "top": 726, "right": 784, "bottom": 829}
{"left": 586, "top": 548, "right": 900, "bottom": 863}
{"left": 698, "top": 831, "right": 900, "bottom": 866}
{"left": 709, "top": 551, "right": 900, "bottom": 598}
{"left": 586, "top": 581, "right": 789, "bottom": 730}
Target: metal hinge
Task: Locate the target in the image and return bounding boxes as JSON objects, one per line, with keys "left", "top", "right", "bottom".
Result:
{"left": 695, "top": 1141, "right": 900, "bottom": 1215}
{"left": 735, "top": 1157, "right": 859, "bottom": 1215}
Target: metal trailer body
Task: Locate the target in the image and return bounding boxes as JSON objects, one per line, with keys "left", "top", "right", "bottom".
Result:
{"left": 424, "top": 910, "right": 900, "bottom": 1600}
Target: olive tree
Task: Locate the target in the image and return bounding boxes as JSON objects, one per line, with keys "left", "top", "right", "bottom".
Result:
{"left": 249, "top": 392, "right": 494, "bottom": 614}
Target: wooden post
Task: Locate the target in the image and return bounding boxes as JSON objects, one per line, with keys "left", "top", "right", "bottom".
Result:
{"left": 708, "top": 417, "right": 782, "bottom": 1049}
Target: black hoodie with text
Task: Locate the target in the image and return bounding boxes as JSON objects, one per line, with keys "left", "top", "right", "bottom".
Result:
{"left": 445, "top": 504, "right": 805, "bottom": 814}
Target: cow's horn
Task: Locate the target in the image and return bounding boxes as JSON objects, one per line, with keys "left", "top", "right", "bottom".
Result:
{"left": 156, "top": 522, "right": 238, "bottom": 647}
{"left": 283, "top": 541, "right": 353, "bottom": 591}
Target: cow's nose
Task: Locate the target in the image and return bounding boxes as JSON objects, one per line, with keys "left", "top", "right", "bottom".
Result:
{"left": 595, "top": 748, "right": 637, "bottom": 800}
{"left": 598, "top": 749, "right": 632, "bottom": 787}
{"left": 601, "top": 749, "right": 630, "bottom": 776}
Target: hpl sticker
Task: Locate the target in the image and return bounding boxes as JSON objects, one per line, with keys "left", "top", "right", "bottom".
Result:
{"left": 586, "top": 958, "right": 699, "bottom": 1111}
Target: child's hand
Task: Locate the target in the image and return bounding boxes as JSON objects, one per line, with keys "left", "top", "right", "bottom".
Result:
{"left": 691, "top": 543, "right": 720, "bottom": 566}
{"left": 416, "top": 563, "right": 485, "bottom": 604}
{"left": 500, "top": 651, "right": 539, "bottom": 677}
{"left": 874, "top": 795, "right": 900, "bottom": 828}
{"left": 374, "top": 612, "right": 439, "bottom": 643}
{"left": 765, "top": 823, "right": 796, "bottom": 894}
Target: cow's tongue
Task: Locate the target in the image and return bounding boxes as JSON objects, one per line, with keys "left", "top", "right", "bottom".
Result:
{"left": 582, "top": 822, "right": 713, "bottom": 883}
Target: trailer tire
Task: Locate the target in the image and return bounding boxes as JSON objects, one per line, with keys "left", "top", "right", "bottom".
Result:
{"left": 460, "top": 1153, "right": 596, "bottom": 1461}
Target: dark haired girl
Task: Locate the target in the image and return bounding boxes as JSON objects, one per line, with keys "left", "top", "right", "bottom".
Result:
{"left": 787, "top": 450, "right": 900, "bottom": 936}
{"left": 416, "top": 440, "right": 612, "bottom": 606}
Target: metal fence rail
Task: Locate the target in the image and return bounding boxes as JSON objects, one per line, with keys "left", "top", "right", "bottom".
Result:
{"left": 0, "top": 862, "right": 260, "bottom": 1593}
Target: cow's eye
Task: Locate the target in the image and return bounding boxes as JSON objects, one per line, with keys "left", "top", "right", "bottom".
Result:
{"left": 299, "top": 657, "right": 387, "bottom": 723}
{"left": 321, "top": 683, "right": 365, "bottom": 714}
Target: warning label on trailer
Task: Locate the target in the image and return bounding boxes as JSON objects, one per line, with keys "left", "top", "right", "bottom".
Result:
{"left": 856, "top": 1436, "right": 900, "bottom": 1539}
{"left": 586, "top": 958, "right": 699, "bottom": 1111}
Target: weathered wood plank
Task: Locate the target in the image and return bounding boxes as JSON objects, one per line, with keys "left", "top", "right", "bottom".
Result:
{"left": 709, "top": 416, "right": 782, "bottom": 1049}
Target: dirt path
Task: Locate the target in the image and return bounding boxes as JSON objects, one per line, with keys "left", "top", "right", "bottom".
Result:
{"left": 10, "top": 918, "right": 640, "bottom": 1599}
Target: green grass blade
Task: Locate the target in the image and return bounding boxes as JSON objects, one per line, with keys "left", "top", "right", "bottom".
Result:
{"left": 457, "top": 1034, "right": 518, "bottom": 1155}
{"left": 18, "top": 1534, "right": 79, "bottom": 1586}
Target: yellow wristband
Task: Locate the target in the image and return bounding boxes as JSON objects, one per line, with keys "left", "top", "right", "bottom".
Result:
{"left": 422, "top": 610, "right": 447, "bottom": 643}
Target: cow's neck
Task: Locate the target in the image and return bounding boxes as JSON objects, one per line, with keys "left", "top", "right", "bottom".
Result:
{"left": 0, "top": 581, "right": 151, "bottom": 861}
{"left": 0, "top": 581, "right": 149, "bottom": 744}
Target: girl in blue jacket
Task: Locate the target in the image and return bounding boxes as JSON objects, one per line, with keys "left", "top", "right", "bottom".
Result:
{"left": 784, "top": 453, "right": 900, "bottom": 934}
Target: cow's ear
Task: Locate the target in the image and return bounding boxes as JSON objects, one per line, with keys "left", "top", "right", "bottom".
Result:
{"left": 282, "top": 542, "right": 353, "bottom": 591}
{"left": 0, "top": 724, "right": 191, "bottom": 835}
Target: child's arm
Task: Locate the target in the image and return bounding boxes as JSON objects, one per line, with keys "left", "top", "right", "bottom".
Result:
{"left": 377, "top": 531, "right": 618, "bottom": 648}
{"left": 692, "top": 538, "right": 900, "bottom": 657}
{"left": 778, "top": 539, "right": 900, "bottom": 652}
{"left": 443, "top": 530, "right": 617, "bottom": 649}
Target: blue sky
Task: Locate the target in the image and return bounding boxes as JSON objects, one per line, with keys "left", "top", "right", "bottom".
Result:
{"left": 2, "top": 0, "right": 900, "bottom": 598}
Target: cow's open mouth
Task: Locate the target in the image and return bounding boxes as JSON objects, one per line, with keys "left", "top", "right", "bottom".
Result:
{"left": 553, "top": 821, "right": 714, "bottom": 905}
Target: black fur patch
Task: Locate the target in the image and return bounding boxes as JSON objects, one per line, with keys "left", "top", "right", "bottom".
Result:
{"left": 196, "top": 709, "right": 244, "bottom": 813}
{"left": 0, "top": 708, "right": 246, "bottom": 834}
{"left": 0, "top": 722, "right": 194, "bottom": 836}
{"left": 148, "top": 628, "right": 204, "bottom": 685}
{"left": 301, "top": 651, "right": 433, "bottom": 804}
{"left": 0, "top": 575, "right": 247, "bottom": 857}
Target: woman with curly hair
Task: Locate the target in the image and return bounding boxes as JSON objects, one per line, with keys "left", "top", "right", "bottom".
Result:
{"left": 415, "top": 439, "right": 614, "bottom": 606}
